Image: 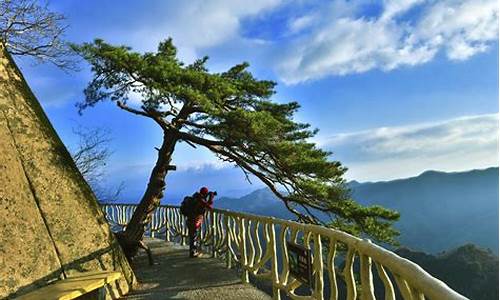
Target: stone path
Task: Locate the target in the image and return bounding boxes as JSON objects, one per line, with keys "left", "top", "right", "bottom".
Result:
{"left": 122, "top": 239, "right": 272, "bottom": 300}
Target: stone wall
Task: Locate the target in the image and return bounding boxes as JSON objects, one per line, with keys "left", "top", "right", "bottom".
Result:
{"left": 0, "top": 43, "right": 135, "bottom": 299}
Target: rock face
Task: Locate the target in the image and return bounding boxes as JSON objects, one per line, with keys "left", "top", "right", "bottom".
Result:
{"left": 0, "top": 43, "right": 135, "bottom": 299}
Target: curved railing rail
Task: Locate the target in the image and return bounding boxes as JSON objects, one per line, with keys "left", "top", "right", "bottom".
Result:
{"left": 101, "top": 203, "right": 468, "bottom": 300}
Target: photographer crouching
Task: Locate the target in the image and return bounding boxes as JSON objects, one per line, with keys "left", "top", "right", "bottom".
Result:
{"left": 181, "top": 187, "right": 217, "bottom": 258}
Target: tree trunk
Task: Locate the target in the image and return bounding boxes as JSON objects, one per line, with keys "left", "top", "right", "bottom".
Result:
{"left": 123, "top": 131, "right": 178, "bottom": 245}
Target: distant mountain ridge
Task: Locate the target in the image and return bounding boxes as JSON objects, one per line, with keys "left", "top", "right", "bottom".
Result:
{"left": 395, "top": 244, "right": 498, "bottom": 300}
{"left": 216, "top": 187, "right": 294, "bottom": 219}
{"left": 215, "top": 167, "right": 499, "bottom": 254}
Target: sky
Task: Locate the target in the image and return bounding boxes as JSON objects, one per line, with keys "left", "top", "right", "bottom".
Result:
{"left": 13, "top": 0, "right": 499, "bottom": 201}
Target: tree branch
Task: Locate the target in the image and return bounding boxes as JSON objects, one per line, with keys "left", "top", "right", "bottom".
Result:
{"left": 204, "top": 144, "right": 314, "bottom": 223}
{"left": 116, "top": 101, "right": 150, "bottom": 117}
{"left": 1, "top": 0, "right": 76, "bottom": 69}
{"left": 175, "top": 130, "right": 229, "bottom": 147}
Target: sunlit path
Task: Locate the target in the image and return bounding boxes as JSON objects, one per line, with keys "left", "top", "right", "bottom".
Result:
{"left": 123, "top": 239, "right": 272, "bottom": 300}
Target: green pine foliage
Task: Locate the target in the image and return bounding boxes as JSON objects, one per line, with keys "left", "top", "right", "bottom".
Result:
{"left": 74, "top": 38, "right": 400, "bottom": 244}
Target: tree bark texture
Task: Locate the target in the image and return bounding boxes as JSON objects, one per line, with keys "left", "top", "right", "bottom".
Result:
{"left": 123, "top": 131, "right": 178, "bottom": 243}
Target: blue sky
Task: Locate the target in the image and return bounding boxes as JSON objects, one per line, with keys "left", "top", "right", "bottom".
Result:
{"left": 13, "top": 0, "right": 499, "bottom": 201}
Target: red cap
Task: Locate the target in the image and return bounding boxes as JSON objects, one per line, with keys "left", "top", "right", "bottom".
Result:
{"left": 200, "top": 187, "right": 209, "bottom": 195}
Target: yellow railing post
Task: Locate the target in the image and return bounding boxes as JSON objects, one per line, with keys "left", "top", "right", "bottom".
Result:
{"left": 344, "top": 246, "right": 357, "bottom": 300}
{"left": 313, "top": 233, "right": 324, "bottom": 299}
{"left": 224, "top": 214, "right": 232, "bottom": 269}
{"left": 360, "top": 239, "right": 376, "bottom": 300}
{"left": 211, "top": 210, "right": 217, "bottom": 258}
{"left": 327, "top": 238, "right": 338, "bottom": 300}
{"left": 269, "top": 223, "right": 281, "bottom": 300}
{"left": 181, "top": 212, "right": 186, "bottom": 246}
{"left": 239, "top": 217, "right": 249, "bottom": 283}
{"left": 165, "top": 208, "right": 171, "bottom": 242}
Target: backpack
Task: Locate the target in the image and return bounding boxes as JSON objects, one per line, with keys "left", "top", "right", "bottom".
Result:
{"left": 180, "top": 196, "right": 197, "bottom": 216}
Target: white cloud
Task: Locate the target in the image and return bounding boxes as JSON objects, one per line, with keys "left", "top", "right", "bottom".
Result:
{"left": 60, "top": 0, "right": 496, "bottom": 84}
{"left": 104, "top": 114, "right": 498, "bottom": 192}
{"left": 106, "top": 157, "right": 262, "bottom": 201}
{"left": 417, "top": 0, "right": 498, "bottom": 60}
{"left": 176, "top": 160, "right": 232, "bottom": 172}
{"left": 381, "top": 0, "right": 425, "bottom": 21}
{"left": 126, "top": 0, "right": 282, "bottom": 61}
{"left": 277, "top": 0, "right": 499, "bottom": 84}
{"left": 320, "top": 114, "right": 499, "bottom": 181}
{"left": 288, "top": 14, "right": 316, "bottom": 33}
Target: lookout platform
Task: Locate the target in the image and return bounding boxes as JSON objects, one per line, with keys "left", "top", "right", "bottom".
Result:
{"left": 122, "top": 238, "right": 272, "bottom": 300}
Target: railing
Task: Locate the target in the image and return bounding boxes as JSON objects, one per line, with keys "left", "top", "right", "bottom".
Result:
{"left": 101, "top": 203, "right": 468, "bottom": 300}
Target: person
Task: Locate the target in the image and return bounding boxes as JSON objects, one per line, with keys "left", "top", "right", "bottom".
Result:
{"left": 187, "top": 187, "right": 216, "bottom": 257}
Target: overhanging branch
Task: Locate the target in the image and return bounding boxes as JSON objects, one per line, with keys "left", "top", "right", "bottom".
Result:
{"left": 204, "top": 144, "right": 315, "bottom": 223}
{"left": 116, "top": 101, "right": 150, "bottom": 117}
{"left": 175, "top": 130, "right": 229, "bottom": 147}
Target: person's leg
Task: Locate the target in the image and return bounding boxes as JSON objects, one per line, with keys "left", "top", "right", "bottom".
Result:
{"left": 193, "top": 216, "right": 203, "bottom": 255}
{"left": 188, "top": 221, "right": 196, "bottom": 257}
{"left": 193, "top": 226, "right": 201, "bottom": 254}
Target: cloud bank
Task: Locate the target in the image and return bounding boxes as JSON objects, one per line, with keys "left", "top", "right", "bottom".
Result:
{"left": 109, "top": 114, "right": 498, "bottom": 197}
{"left": 69, "top": 0, "right": 497, "bottom": 83}
{"left": 276, "top": 0, "right": 499, "bottom": 83}
{"left": 125, "top": 0, "right": 281, "bottom": 62}
{"left": 320, "top": 114, "right": 499, "bottom": 181}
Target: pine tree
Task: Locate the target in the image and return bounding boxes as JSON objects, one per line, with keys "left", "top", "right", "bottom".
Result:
{"left": 74, "top": 38, "right": 399, "bottom": 259}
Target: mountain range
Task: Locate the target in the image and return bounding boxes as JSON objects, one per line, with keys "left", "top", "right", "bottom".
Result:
{"left": 215, "top": 167, "right": 499, "bottom": 254}
{"left": 394, "top": 244, "right": 498, "bottom": 300}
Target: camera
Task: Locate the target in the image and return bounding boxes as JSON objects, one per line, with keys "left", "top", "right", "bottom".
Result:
{"left": 212, "top": 191, "right": 217, "bottom": 196}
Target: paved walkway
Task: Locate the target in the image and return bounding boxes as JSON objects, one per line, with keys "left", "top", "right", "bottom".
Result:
{"left": 122, "top": 239, "right": 272, "bottom": 300}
